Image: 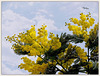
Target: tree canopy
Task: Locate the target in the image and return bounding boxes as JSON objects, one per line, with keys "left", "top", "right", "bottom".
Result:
{"left": 5, "top": 12, "right": 98, "bottom": 74}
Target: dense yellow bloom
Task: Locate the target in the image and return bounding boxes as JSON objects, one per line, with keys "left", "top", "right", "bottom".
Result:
{"left": 57, "top": 42, "right": 87, "bottom": 71}
{"left": 5, "top": 25, "right": 62, "bottom": 74}
{"left": 89, "top": 23, "right": 98, "bottom": 36}
{"left": 19, "top": 57, "right": 48, "bottom": 74}
{"left": 89, "top": 18, "right": 95, "bottom": 26}
{"left": 71, "top": 18, "right": 79, "bottom": 24}
{"left": 68, "top": 25, "right": 82, "bottom": 35}
{"left": 48, "top": 32, "right": 61, "bottom": 50}
{"left": 65, "top": 12, "right": 98, "bottom": 48}
{"left": 5, "top": 25, "right": 61, "bottom": 56}
{"left": 5, "top": 12, "right": 98, "bottom": 74}
{"left": 75, "top": 46, "right": 87, "bottom": 62}
{"left": 80, "top": 13, "right": 86, "bottom": 21}
{"left": 65, "top": 59, "right": 75, "bottom": 69}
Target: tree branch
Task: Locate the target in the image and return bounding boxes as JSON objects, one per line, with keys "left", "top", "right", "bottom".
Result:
{"left": 56, "top": 60, "right": 68, "bottom": 73}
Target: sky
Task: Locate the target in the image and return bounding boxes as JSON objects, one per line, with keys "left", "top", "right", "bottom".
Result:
{"left": 1, "top": 1, "right": 99, "bottom": 75}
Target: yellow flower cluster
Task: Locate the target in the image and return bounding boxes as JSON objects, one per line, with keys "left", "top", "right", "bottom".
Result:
{"left": 65, "top": 13, "right": 97, "bottom": 43}
{"left": 5, "top": 25, "right": 61, "bottom": 56}
{"left": 67, "top": 43, "right": 87, "bottom": 63}
{"left": 57, "top": 45, "right": 75, "bottom": 69}
{"left": 49, "top": 32, "right": 61, "bottom": 50}
{"left": 68, "top": 25, "right": 82, "bottom": 35}
{"left": 84, "top": 61, "right": 93, "bottom": 69}
{"left": 89, "top": 23, "right": 98, "bottom": 36}
{"left": 80, "top": 13, "right": 87, "bottom": 21}
{"left": 75, "top": 46, "right": 87, "bottom": 62}
{"left": 63, "top": 59, "right": 74, "bottom": 69}
{"left": 85, "top": 23, "right": 98, "bottom": 47}
{"left": 58, "top": 55, "right": 74, "bottom": 69}
{"left": 67, "top": 43, "right": 87, "bottom": 62}
{"left": 5, "top": 25, "right": 62, "bottom": 74}
{"left": 36, "top": 57, "right": 42, "bottom": 63}
{"left": 19, "top": 57, "right": 48, "bottom": 74}
{"left": 57, "top": 43, "right": 87, "bottom": 71}
{"left": 48, "top": 60, "right": 57, "bottom": 65}
{"left": 71, "top": 18, "right": 79, "bottom": 24}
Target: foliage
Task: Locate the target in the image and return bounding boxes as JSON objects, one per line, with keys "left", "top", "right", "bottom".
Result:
{"left": 5, "top": 12, "right": 98, "bottom": 74}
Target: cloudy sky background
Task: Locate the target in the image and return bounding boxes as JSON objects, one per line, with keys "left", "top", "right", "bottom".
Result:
{"left": 1, "top": 1, "right": 99, "bottom": 74}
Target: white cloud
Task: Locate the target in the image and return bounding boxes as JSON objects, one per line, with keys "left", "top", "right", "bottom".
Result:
{"left": 38, "top": 9, "right": 48, "bottom": 14}
{"left": 2, "top": 9, "right": 34, "bottom": 74}
{"left": 36, "top": 9, "right": 54, "bottom": 18}
{"left": 59, "top": 2, "right": 82, "bottom": 11}
{"left": 2, "top": 53, "right": 37, "bottom": 67}
{"left": 28, "top": 2, "right": 34, "bottom": 6}
{"left": 49, "top": 14, "right": 54, "bottom": 17}
{"left": 2, "top": 54, "right": 23, "bottom": 67}
{"left": 2, "top": 63, "right": 28, "bottom": 75}
{"left": 60, "top": 6, "right": 67, "bottom": 11}
{"left": 92, "top": 13, "right": 98, "bottom": 19}
{"left": 32, "top": 15, "right": 58, "bottom": 32}
{"left": 2, "top": 9, "right": 36, "bottom": 36}
{"left": 2, "top": 9, "right": 60, "bottom": 74}
{"left": 2, "top": 2, "right": 98, "bottom": 75}
{"left": 8, "top": 3, "right": 19, "bottom": 9}
{"left": 2, "top": 9, "right": 59, "bottom": 36}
